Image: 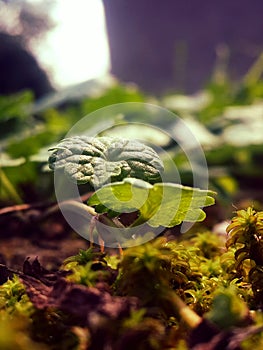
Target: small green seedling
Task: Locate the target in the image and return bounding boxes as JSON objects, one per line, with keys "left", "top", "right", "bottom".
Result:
{"left": 48, "top": 136, "right": 216, "bottom": 249}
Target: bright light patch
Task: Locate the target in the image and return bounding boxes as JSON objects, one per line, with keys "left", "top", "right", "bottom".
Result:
{"left": 34, "top": 0, "right": 110, "bottom": 87}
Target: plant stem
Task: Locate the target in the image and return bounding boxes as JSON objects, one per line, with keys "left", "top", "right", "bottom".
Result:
{"left": 167, "top": 291, "right": 202, "bottom": 329}
{"left": 43, "top": 200, "right": 97, "bottom": 218}
{"left": 244, "top": 52, "right": 263, "bottom": 86}
{"left": 0, "top": 168, "right": 23, "bottom": 204}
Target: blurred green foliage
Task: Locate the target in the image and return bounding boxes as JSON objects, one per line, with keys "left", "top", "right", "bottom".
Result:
{"left": 0, "top": 84, "right": 145, "bottom": 203}
{"left": 1, "top": 54, "right": 263, "bottom": 206}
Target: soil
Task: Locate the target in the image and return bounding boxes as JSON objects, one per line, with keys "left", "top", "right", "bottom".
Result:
{"left": 0, "top": 206, "right": 90, "bottom": 271}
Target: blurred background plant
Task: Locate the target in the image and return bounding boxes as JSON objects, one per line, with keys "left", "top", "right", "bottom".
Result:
{"left": 1, "top": 66, "right": 263, "bottom": 208}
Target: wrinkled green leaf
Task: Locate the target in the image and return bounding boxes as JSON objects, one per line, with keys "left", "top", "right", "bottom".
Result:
{"left": 88, "top": 178, "right": 216, "bottom": 227}
{"left": 48, "top": 136, "right": 164, "bottom": 187}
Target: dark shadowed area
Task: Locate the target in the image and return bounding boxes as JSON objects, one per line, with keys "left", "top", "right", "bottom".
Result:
{"left": 0, "top": 0, "right": 54, "bottom": 98}
{"left": 0, "top": 32, "right": 54, "bottom": 98}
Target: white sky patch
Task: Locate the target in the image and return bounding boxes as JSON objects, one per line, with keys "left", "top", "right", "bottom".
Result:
{"left": 34, "top": 0, "right": 110, "bottom": 88}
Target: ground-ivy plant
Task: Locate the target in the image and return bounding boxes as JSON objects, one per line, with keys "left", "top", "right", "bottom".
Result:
{"left": 48, "top": 135, "right": 216, "bottom": 247}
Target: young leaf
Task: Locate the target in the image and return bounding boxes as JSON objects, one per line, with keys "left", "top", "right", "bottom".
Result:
{"left": 88, "top": 178, "right": 216, "bottom": 227}
{"left": 48, "top": 136, "right": 163, "bottom": 187}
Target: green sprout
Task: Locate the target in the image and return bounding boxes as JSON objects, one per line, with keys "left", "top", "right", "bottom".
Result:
{"left": 48, "top": 135, "right": 216, "bottom": 249}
